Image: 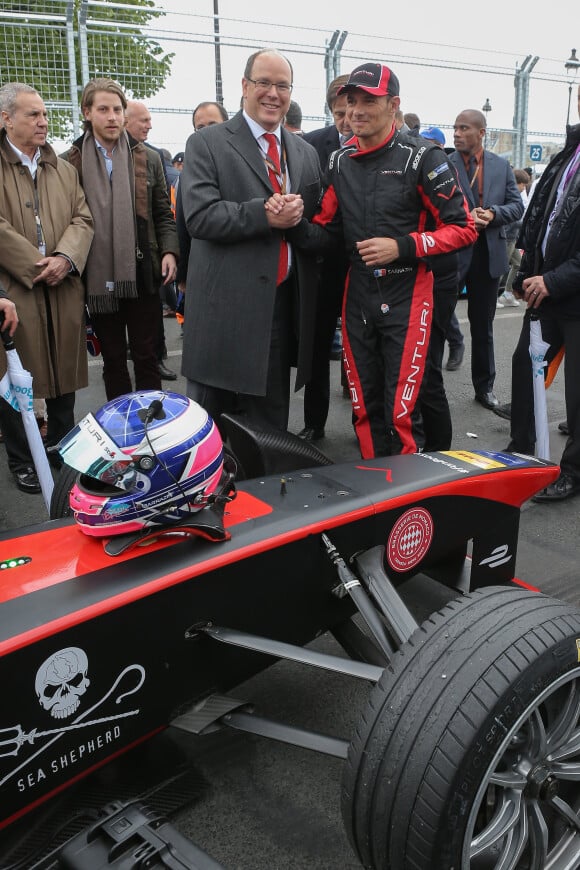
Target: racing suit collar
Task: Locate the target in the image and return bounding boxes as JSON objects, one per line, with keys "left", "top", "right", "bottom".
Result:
{"left": 349, "top": 125, "right": 397, "bottom": 158}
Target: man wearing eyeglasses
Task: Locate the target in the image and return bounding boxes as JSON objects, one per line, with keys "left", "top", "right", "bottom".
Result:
{"left": 180, "top": 49, "right": 322, "bottom": 434}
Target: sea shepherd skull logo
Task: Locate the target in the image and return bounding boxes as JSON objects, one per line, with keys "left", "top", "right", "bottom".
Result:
{"left": 35, "top": 647, "right": 90, "bottom": 719}
{"left": 0, "top": 651, "right": 145, "bottom": 794}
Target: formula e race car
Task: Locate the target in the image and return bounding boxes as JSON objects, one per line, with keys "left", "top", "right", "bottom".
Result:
{"left": 1, "top": 394, "right": 579, "bottom": 870}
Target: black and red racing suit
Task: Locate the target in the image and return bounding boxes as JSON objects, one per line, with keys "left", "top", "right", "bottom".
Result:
{"left": 306, "top": 128, "right": 476, "bottom": 458}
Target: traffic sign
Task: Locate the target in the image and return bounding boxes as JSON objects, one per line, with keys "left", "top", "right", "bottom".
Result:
{"left": 529, "top": 144, "right": 543, "bottom": 162}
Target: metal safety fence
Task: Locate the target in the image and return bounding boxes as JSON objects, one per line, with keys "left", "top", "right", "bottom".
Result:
{"left": 0, "top": 1, "right": 568, "bottom": 163}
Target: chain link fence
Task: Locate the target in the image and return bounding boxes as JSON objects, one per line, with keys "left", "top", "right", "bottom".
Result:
{"left": 0, "top": 1, "right": 568, "bottom": 163}
{"left": 0, "top": 2, "right": 77, "bottom": 131}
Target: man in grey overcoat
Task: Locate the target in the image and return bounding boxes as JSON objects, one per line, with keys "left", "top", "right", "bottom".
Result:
{"left": 180, "top": 49, "right": 323, "bottom": 433}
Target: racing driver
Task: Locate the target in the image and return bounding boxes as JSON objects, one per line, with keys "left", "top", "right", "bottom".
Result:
{"left": 279, "top": 62, "right": 476, "bottom": 459}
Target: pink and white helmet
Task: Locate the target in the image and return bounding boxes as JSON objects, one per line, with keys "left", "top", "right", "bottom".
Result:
{"left": 58, "top": 391, "right": 224, "bottom": 537}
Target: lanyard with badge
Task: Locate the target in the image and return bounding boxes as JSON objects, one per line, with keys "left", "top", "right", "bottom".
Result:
{"left": 263, "top": 142, "right": 288, "bottom": 194}
{"left": 32, "top": 174, "right": 46, "bottom": 256}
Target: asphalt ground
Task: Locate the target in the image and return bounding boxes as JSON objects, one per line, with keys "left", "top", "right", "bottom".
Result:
{"left": 2, "top": 300, "right": 579, "bottom": 869}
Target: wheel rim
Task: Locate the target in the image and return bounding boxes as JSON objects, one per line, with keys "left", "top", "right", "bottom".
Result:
{"left": 464, "top": 667, "right": 580, "bottom": 869}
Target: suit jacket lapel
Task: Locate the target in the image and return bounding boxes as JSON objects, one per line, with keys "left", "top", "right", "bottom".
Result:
{"left": 282, "top": 127, "right": 304, "bottom": 192}
{"left": 226, "top": 112, "right": 272, "bottom": 190}
{"left": 451, "top": 152, "right": 475, "bottom": 210}
{"left": 328, "top": 128, "right": 339, "bottom": 148}
{"left": 325, "top": 128, "right": 340, "bottom": 164}
{"left": 482, "top": 152, "right": 491, "bottom": 208}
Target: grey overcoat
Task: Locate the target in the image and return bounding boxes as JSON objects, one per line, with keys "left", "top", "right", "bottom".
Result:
{"left": 180, "top": 111, "right": 323, "bottom": 396}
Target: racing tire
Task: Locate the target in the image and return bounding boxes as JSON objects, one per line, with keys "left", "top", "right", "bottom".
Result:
{"left": 342, "top": 585, "right": 580, "bottom": 869}
{"left": 331, "top": 574, "right": 461, "bottom": 669}
{"left": 49, "top": 462, "right": 78, "bottom": 519}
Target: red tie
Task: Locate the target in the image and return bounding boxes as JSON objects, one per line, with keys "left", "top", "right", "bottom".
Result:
{"left": 264, "top": 132, "right": 288, "bottom": 285}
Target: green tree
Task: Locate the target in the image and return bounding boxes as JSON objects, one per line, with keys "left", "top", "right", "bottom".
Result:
{"left": 0, "top": 0, "right": 174, "bottom": 141}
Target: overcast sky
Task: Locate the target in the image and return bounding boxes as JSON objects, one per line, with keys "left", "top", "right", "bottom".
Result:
{"left": 143, "top": 0, "right": 578, "bottom": 157}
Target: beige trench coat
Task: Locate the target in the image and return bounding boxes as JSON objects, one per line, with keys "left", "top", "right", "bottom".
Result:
{"left": 0, "top": 130, "right": 94, "bottom": 397}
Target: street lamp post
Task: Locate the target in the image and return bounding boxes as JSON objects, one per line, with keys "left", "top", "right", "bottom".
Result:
{"left": 565, "top": 49, "right": 580, "bottom": 126}
{"left": 482, "top": 98, "right": 492, "bottom": 145}
{"left": 213, "top": 0, "right": 223, "bottom": 106}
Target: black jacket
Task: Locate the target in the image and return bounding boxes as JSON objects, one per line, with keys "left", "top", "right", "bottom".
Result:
{"left": 305, "top": 129, "right": 476, "bottom": 271}
{"left": 303, "top": 125, "right": 340, "bottom": 172}
{"left": 514, "top": 123, "right": 580, "bottom": 315}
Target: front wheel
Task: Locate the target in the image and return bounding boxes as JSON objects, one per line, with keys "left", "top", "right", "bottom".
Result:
{"left": 342, "top": 586, "right": 580, "bottom": 869}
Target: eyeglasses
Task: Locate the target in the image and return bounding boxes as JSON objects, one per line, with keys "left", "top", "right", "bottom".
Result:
{"left": 246, "top": 78, "right": 293, "bottom": 94}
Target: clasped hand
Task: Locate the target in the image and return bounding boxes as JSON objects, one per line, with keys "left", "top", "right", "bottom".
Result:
{"left": 472, "top": 207, "right": 494, "bottom": 231}
{"left": 265, "top": 193, "right": 304, "bottom": 228}
{"left": 33, "top": 255, "right": 71, "bottom": 286}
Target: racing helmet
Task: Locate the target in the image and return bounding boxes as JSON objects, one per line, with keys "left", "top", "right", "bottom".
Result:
{"left": 58, "top": 391, "right": 224, "bottom": 537}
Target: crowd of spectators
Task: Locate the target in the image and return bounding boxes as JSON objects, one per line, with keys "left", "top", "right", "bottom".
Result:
{"left": 1, "top": 55, "right": 578, "bottom": 504}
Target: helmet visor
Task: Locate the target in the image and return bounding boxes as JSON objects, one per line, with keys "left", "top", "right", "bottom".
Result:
{"left": 58, "top": 412, "right": 136, "bottom": 491}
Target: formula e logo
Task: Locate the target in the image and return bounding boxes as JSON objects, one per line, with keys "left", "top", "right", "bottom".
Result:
{"left": 478, "top": 544, "right": 512, "bottom": 569}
